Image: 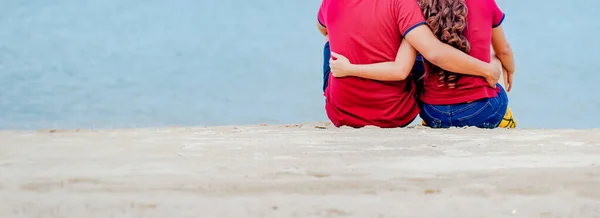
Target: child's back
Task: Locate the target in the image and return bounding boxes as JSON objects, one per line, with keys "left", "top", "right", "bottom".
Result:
{"left": 420, "top": 0, "right": 505, "bottom": 105}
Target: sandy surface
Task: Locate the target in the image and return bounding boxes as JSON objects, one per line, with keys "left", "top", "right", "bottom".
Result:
{"left": 1, "top": 123, "right": 600, "bottom": 218}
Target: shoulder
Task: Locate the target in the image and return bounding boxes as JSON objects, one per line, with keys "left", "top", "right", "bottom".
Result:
{"left": 484, "top": 0, "right": 502, "bottom": 10}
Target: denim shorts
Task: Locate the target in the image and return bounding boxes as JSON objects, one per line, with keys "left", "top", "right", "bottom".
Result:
{"left": 420, "top": 84, "right": 509, "bottom": 129}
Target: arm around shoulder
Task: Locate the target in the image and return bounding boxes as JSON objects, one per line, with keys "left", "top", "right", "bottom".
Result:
{"left": 404, "top": 25, "right": 498, "bottom": 81}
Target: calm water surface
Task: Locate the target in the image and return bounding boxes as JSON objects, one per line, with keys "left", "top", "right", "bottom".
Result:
{"left": 0, "top": 0, "right": 598, "bottom": 130}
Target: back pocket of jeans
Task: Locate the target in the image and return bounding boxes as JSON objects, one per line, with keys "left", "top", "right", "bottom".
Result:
{"left": 455, "top": 101, "right": 493, "bottom": 127}
{"left": 420, "top": 105, "right": 444, "bottom": 128}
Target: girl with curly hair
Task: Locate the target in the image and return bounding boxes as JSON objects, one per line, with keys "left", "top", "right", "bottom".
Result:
{"left": 329, "top": 0, "right": 516, "bottom": 129}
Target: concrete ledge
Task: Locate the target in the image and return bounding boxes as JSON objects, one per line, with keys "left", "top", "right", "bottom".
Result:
{"left": 1, "top": 123, "right": 600, "bottom": 217}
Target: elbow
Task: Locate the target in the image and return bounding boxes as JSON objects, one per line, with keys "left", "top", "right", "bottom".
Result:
{"left": 421, "top": 50, "right": 442, "bottom": 66}
{"left": 395, "top": 66, "right": 412, "bottom": 81}
{"left": 494, "top": 44, "right": 513, "bottom": 58}
{"left": 419, "top": 43, "right": 444, "bottom": 65}
{"left": 396, "top": 72, "right": 410, "bottom": 81}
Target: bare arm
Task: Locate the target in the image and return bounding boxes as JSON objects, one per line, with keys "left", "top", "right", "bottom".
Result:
{"left": 330, "top": 40, "right": 417, "bottom": 81}
{"left": 317, "top": 20, "right": 327, "bottom": 36}
{"left": 404, "top": 25, "right": 499, "bottom": 85}
{"left": 491, "top": 25, "right": 515, "bottom": 73}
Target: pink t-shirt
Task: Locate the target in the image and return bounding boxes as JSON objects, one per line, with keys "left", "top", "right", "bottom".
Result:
{"left": 318, "top": 0, "right": 426, "bottom": 128}
{"left": 420, "top": 0, "right": 506, "bottom": 105}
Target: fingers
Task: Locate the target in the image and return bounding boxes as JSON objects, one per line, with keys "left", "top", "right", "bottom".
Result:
{"left": 328, "top": 52, "right": 348, "bottom": 78}
{"left": 328, "top": 58, "right": 336, "bottom": 69}
{"left": 506, "top": 74, "right": 513, "bottom": 92}
{"left": 487, "top": 76, "right": 498, "bottom": 89}
{"left": 328, "top": 58, "right": 338, "bottom": 76}
{"left": 330, "top": 51, "right": 341, "bottom": 59}
{"left": 330, "top": 51, "right": 348, "bottom": 61}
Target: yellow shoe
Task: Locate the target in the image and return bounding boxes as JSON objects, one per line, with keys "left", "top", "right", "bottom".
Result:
{"left": 498, "top": 107, "right": 517, "bottom": 128}
{"left": 422, "top": 119, "right": 427, "bottom": 126}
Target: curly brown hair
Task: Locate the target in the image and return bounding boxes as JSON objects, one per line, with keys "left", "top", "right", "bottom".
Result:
{"left": 418, "top": 0, "right": 470, "bottom": 89}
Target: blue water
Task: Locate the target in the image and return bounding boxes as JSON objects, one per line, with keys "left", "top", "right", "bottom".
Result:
{"left": 0, "top": 0, "right": 598, "bottom": 130}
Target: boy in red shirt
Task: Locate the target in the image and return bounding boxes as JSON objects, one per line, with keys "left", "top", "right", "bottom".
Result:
{"left": 316, "top": 0, "right": 502, "bottom": 128}
{"left": 327, "top": 0, "right": 516, "bottom": 128}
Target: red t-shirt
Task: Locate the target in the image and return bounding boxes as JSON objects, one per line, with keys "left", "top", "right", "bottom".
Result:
{"left": 318, "top": 0, "right": 426, "bottom": 128}
{"left": 420, "top": 0, "right": 506, "bottom": 105}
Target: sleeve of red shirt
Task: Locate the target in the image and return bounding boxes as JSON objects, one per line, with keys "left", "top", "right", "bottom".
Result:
{"left": 395, "top": 0, "right": 426, "bottom": 37}
{"left": 490, "top": 0, "right": 505, "bottom": 28}
{"left": 317, "top": 0, "right": 327, "bottom": 27}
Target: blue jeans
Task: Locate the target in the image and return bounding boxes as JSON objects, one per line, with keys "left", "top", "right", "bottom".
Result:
{"left": 420, "top": 84, "right": 509, "bottom": 129}
{"left": 322, "top": 41, "right": 331, "bottom": 92}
